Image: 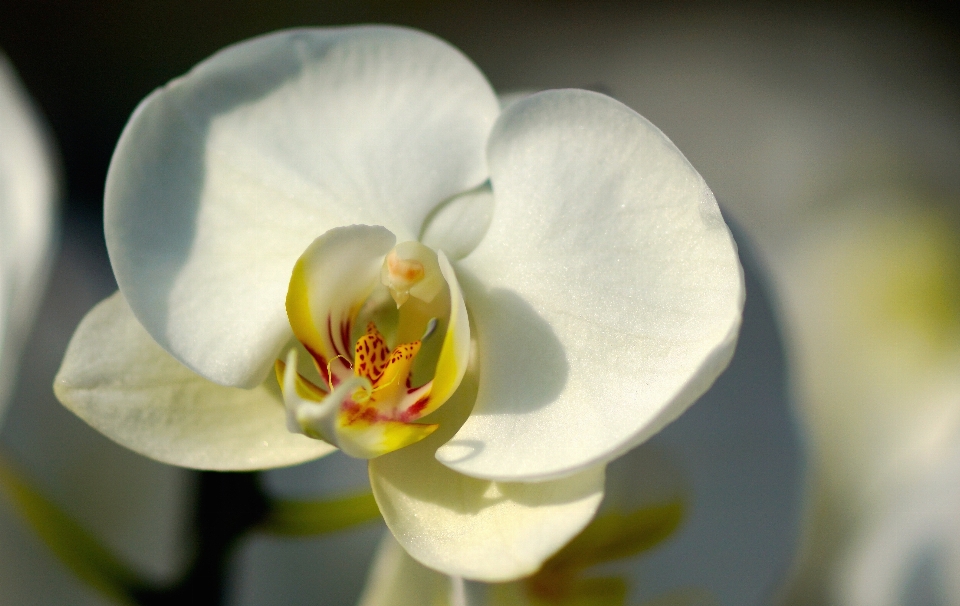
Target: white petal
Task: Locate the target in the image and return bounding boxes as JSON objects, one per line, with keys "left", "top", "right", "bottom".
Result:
{"left": 438, "top": 90, "right": 744, "bottom": 481}
{"left": 54, "top": 292, "right": 332, "bottom": 470}
{"left": 368, "top": 364, "right": 605, "bottom": 581}
{"left": 105, "top": 26, "right": 500, "bottom": 387}
{"left": 0, "top": 52, "right": 57, "bottom": 414}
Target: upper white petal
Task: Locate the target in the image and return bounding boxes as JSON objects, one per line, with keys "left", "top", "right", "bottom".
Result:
{"left": 437, "top": 90, "right": 744, "bottom": 481}
{"left": 105, "top": 26, "right": 500, "bottom": 387}
{"left": 0, "top": 52, "right": 57, "bottom": 414}
{"left": 55, "top": 292, "right": 332, "bottom": 470}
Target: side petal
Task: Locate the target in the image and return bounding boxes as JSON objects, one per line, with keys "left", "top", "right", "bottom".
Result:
{"left": 105, "top": 26, "right": 500, "bottom": 387}
{"left": 54, "top": 292, "right": 332, "bottom": 470}
{"left": 439, "top": 90, "right": 744, "bottom": 481}
{"left": 369, "top": 364, "right": 605, "bottom": 582}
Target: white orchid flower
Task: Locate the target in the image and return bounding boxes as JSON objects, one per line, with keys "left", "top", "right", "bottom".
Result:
{"left": 0, "top": 50, "right": 57, "bottom": 416}
{"left": 55, "top": 26, "right": 743, "bottom": 580}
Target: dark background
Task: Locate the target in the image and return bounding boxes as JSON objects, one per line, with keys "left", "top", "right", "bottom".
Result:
{"left": 1, "top": 0, "right": 958, "bottom": 222}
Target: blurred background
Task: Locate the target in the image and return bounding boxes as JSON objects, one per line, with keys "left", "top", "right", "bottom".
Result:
{"left": 1, "top": 1, "right": 959, "bottom": 604}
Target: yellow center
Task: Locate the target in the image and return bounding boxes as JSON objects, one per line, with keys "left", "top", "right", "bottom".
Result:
{"left": 277, "top": 234, "right": 468, "bottom": 460}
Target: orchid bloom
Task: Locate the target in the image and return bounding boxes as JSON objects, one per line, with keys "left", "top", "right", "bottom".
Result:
{"left": 55, "top": 26, "right": 743, "bottom": 580}
{"left": 0, "top": 50, "right": 57, "bottom": 416}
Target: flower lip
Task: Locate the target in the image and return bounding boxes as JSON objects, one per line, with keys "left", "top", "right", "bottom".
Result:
{"left": 279, "top": 226, "right": 470, "bottom": 459}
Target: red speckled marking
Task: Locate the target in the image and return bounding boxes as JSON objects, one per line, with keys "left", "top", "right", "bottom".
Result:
{"left": 354, "top": 323, "right": 390, "bottom": 382}
{"left": 326, "top": 314, "right": 353, "bottom": 359}
{"left": 402, "top": 396, "right": 430, "bottom": 421}
{"left": 335, "top": 322, "right": 434, "bottom": 428}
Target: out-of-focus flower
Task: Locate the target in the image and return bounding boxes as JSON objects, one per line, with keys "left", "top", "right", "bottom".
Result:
{"left": 0, "top": 51, "right": 192, "bottom": 605}
{"left": 0, "top": 226, "right": 193, "bottom": 605}
{"left": 775, "top": 201, "right": 960, "bottom": 605}
{"left": 0, "top": 48, "right": 110, "bottom": 606}
{"left": 54, "top": 26, "right": 743, "bottom": 580}
{"left": 0, "top": 50, "right": 57, "bottom": 415}
{"left": 356, "top": 245, "right": 804, "bottom": 606}
{"left": 837, "top": 441, "right": 960, "bottom": 606}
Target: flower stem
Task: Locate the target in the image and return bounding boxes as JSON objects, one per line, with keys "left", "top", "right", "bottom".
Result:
{"left": 132, "top": 470, "right": 268, "bottom": 606}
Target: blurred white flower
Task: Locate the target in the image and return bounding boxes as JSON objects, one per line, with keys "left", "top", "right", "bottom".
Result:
{"left": 0, "top": 50, "right": 57, "bottom": 415}
{"left": 0, "top": 52, "right": 192, "bottom": 605}
{"left": 0, "top": 227, "right": 197, "bottom": 605}
{"left": 838, "top": 441, "right": 960, "bottom": 606}
{"left": 54, "top": 26, "right": 743, "bottom": 581}
{"left": 775, "top": 201, "right": 960, "bottom": 606}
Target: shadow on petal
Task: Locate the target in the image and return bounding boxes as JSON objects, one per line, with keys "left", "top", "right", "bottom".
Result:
{"left": 370, "top": 360, "right": 597, "bottom": 518}
{"left": 456, "top": 267, "right": 569, "bottom": 417}
{"left": 109, "top": 39, "right": 301, "bottom": 339}
{"left": 370, "top": 365, "right": 493, "bottom": 517}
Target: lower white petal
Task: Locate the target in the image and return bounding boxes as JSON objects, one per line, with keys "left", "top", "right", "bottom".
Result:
{"left": 54, "top": 292, "right": 332, "bottom": 470}
{"left": 368, "top": 365, "right": 605, "bottom": 582}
